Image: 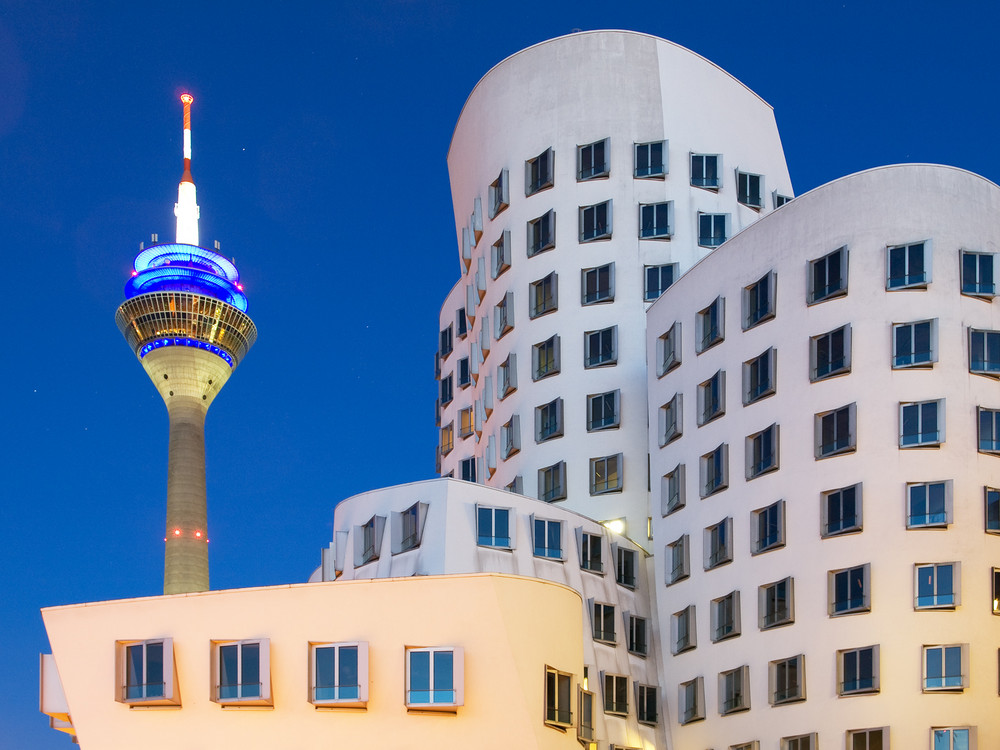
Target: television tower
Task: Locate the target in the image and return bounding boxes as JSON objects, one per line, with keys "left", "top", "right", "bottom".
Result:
{"left": 116, "top": 94, "right": 257, "bottom": 594}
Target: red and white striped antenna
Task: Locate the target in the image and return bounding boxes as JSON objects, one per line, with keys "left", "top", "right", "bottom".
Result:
{"left": 174, "top": 92, "right": 200, "bottom": 245}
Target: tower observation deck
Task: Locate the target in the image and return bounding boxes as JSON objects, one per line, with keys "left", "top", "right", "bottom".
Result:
{"left": 115, "top": 94, "right": 257, "bottom": 595}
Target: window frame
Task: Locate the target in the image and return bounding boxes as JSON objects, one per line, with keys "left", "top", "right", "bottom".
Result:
{"left": 659, "top": 393, "right": 683, "bottom": 446}
{"left": 711, "top": 590, "right": 741, "bottom": 642}
{"left": 439, "top": 422, "right": 454, "bottom": 457}
{"left": 810, "top": 324, "right": 851, "bottom": 380}
{"left": 746, "top": 423, "right": 779, "bottom": 479}
{"left": 915, "top": 562, "right": 959, "bottom": 610}
{"left": 527, "top": 209, "right": 556, "bottom": 256}
{"left": 639, "top": 202, "right": 672, "bottom": 240}
{"left": 497, "top": 353, "right": 517, "bottom": 399}
{"left": 907, "top": 480, "right": 950, "bottom": 529}
{"left": 603, "top": 672, "right": 628, "bottom": 715}
{"left": 822, "top": 483, "right": 862, "bottom": 537}
{"left": 544, "top": 666, "right": 573, "bottom": 727}
{"left": 116, "top": 638, "right": 178, "bottom": 706}
{"left": 577, "top": 687, "right": 595, "bottom": 742}
{"left": 529, "top": 271, "right": 558, "bottom": 318}
{"left": 405, "top": 646, "right": 464, "bottom": 709}
{"left": 538, "top": 461, "right": 567, "bottom": 503}
{"left": 592, "top": 601, "right": 616, "bottom": 643}
{"left": 886, "top": 241, "right": 929, "bottom": 290}
{"left": 987, "top": 487, "right": 1000, "bottom": 534}
{"left": 587, "top": 389, "right": 620, "bottom": 432}
{"left": 752, "top": 499, "right": 785, "bottom": 554}
{"left": 531, "top": 335, "right": 560, "bottom": 380}
{"left": 580, "top": 530, "right": 603, "bottom": 574}
{"left": 769, "top": 653, "right": 805, "bottom": 705}
{"left": 615, "top": 545, "right": 637, "bottom": 588}
{"left": 476, "top": 505, "right": 513, "bottom": 549}
{"left": 667, "top": 533, "right": 689, "bottom": 585}
{"left": 634, "top": 140, "right": 666, "bottom": 178}
{"left": 488, "top": 168, "right": 509, "bottom": 219}
{"left": 590, "top": 453, "right": 623, "bottom": 495}
{"left": 970, "top": 328, "right": 1000, "bottom": 376}
{"left": 899, "top": 399, "right": 944, "bottom": 448}
{"left": 697, "top": 212, "right": 728, "bottom": 247}
{"left": 392, "top": 502, "right": 427, "bottom": 555}
{"left": 719, "top": 665, "right": 751, "bottom": 715}
{"left": 759, "top": 576, "right": 794, "bottom": 629}
{"left": 736, "top": 170, "right": 763, "bottom": 209}
{"left": 636, "top": 683, "right": 657, "bottom": 724}
{"left": 704, "top": 516, "right": 733, "bottom": 570}
{"left": 892, "top": 319, "right": 936, "bottom": 369}
{"left": 815, "top": 403, "right": 857, "bottom": 459}
{"left": 657, "top": 321, "right": 681, "bottom": 376}
{"left": 213, "top": 638, "right": 271, "bottom": 705}
{"left": 579, "top": 200, "right": 612, "bottom": 242}
{"left": 310, "top": 641, "right": 369, "bottom": 707}
{"left": 491, "top": 230, "right": 511, "bottom": 280}
{"left": 581, "top": 262, "right": 614, "bottom": 305}
{"left": 532, "top": 516, "right": 562, "bottom": 560}
{"left": 808, "top": 246, "right": 848, "bottom": 304}
{"left": 846, "top": 728, "right": 887, "bottom": 750}
{"left": 644, "top": 263, "right": 677, "bottom": 301}
{"left": 525, "top": 147, "right": 553, "bottom": 196}
{"left": 627, "top": 614, "right": 648, "bottom": 656}
{"left": 696, "top": 297, "right": 725, "bottom": 352}
{"left": 671, "top": 605, "right": 696, "bottom": 654}
{"left": 837, "top": 644, "right": 879, "bottom": 696}
{"left": 678, "top": 676, "right": 704, "bottom": 724}
{"left": 743, "top": 347, "right": 776, "bottom": 404}
{"left": 534, "top": 397, "right": 564, "bottom": 443}
{"left": 500, "top": 415, "right": 520, "bottom": 460}
{"left": 661, "top": 463, "right": 686, "bottom": 516}
{"left": 577, "top": 137, "right": 609, "bottom": 181}
{"left": 979, "top": 407, "right": 1000, "bottom": 453}
{"left": 698, "top": 370, "right": 726, "bottom": 425}
{"left": 922, "top": 644, "right": 968, "bottom": 692}
{"left": 932, "top": 728, "right": 974, "bottom": 750}
{"left": 690, "top": 153, "right": 720, "bottom": 189}
{"left": 742, "top": 271, "right": 776, "bottom": 329}
{"left": 700, "top": 443, "right": 729, "bottom": 498}
{"left": 584, "top": 326, "right": 618, "bottom": 368}
{"left": 961, "top": 249, "right": 995, "bottom": 298}
{"left": 781, "top": 734, "right": 817, "bottom": 750}
{"left": 355, "top": 514, "right": 386, "bottom": 566}
{"left": 829, "top": 563, "right": 870, "bottom": 616}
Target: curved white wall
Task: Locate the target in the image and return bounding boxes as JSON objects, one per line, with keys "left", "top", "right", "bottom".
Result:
{"left": 647, "top": 164, "right": 1000, "bottom": 750}
{"left": 437, "top": 30, "right": 792, "bottom": 542}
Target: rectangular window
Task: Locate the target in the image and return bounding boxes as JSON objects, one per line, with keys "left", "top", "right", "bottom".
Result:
{"left": 356, "top": 514, "right": 386, "bottom": 566}
{"left": 603, "top": 673, "right": 628, "bottom": 714}
{"left": 667, "top": 534, "right": 689, "bottom": 584}
{"left": 671, "top": 605, "right": 696, "bottom": 654}
{"left": 746, "top": 423, "right": 779, "bottom": 478}
{"left": 582, "top": 262, "right": 614, "bottom": 305}
{"left": 544, "top": 667, "right": 572, "bottom": 726}
{"left": 406, "top": 647, "right": 463, "bottom": 708}
{"left": 312, "top": 642, "right": 369, "bottom": 705}
{"left": 580, "top": 531, "right": 603, "bottom": 573}
{"left": 636, "top": 684, "right": 657, "bottom": 724}
{"left": 491, "top": 230, "right": 511, "bottom": 279}
{"left": 659, "top": 393, "right": 682, "bottom": 445}
{"left": 908, "top": 481, "right": 950, "bottom": 528}
{"left": 592, "top": 602, "right": 616, "bottom": 643}
{"left": 627, "top": 615, "right": 648, "bottom": 656}
{"left": 662, "top": 463, "right": 686, "bottom": 516}
{"left": 527, "top": 209, "right": 555, "bottom": 256}
{"left": 698, "top": 213, "right": 727, "bottom": 247}
{"left": 987, "top": 487, "right": 1000, "bottom": 533}
{"left": 737, "top": 171, "right": 763, "bottom": 208}
{"left": 887, "top": 241, "right": 929, "bottom": 289}
{"left": 811, "top": 324, "right": 851, "bottom": 379}
{"left": 578, "top": 138, "right": 609, "bottom": 180}
{"left": 577, "top": 687, "right": 595, "bottom": 741}
{"left": 932, "top": 728, "right": 973, "bottom": 750}
{"left": 535, "top": 397, "right": 564, "bottom": 442}
{"left": 505, "top": 475, "right": 522, "bottom": 494}
{"left": 118, "top": 639, "right": 176, "bottom": 705}
{"left": 815, "top": 403, "right": 856, "bottom": 458}
{"left": 704, "top": 517, "right": 733, "bottom": 569}
{"left": 838, "top": 645, "right": 879, "bottom": 695}
{"left": 970, "top": 328, "right": 1000, "bottom": 375}
{"left": 916, "top": 562, "right": 958, "bottom": 609}
{"left": 759, "top": 577, "right": 794, "bottom": 629}
{"left": 440, "top": 373, "right": 453, "bottom": 405}
{"left": 657, "top": 321, "right": 681, "bottom": 376}
{"left": 439, "top": 423, "right": 454, "bottom": 457}
{"left": 644, "top": 263, "right": 676, "bottom": 300}
{"left": 711, "top": 590, "right": 741, "bottom": 642}
{"left": 616, "top": 546, "right": 636, "bottom": 588}
{"left": 639, "top": 202, "right": 672, "bottom": 239}
{"left": 809, "top": 246, "right": 848, "bottom": 304}
{"left": 743, "top": 271, "right": 776, "bottom": 329}
{"left": 393, "top": 502, "right": 426, "bottom": 554}
{"left": 732, "top": 744, "right": 761, "bottom": 750}
{"left": 635, "top": 140, "right": 665, "bottom": 177}
{"left": 458, "top": 406, "right": 474, "bottom": 438}
{"left": 893, "top": 319, "right": 935, "bottom": 368}
{"left": 679, "top": 676, "right": 704, "bottom": 724}
{"left": 719, "top": 665, "right": 750, "bottom": 714}
{"left": 538, "top": 461, "right": 567, "bottom": 503}
{"left": 848, "top": 728, "right": 887, "bottom": 750}
{"left": 476, "top": 506, "right": 511, "bottom": 548}
{"left": 590, "top": 454, "right": 622, "bottom": 495}
{"left": 822, "top": 483, "right": 862, "bottom": 536}
{"left": 993, "top": 568, "right": 1000, "bottom": 614}
{"left": 691, "top": 153, "right": 720, "bottom": 188}
{"left": 829, "top": 563, "right": 870, "bottom": 615}
{"left": 979, "top": 407, "right": 1000, "bottom": 453}
{"left": 743, "top": 347, "right": 776, "bottom": 404}
{"left": 782, "top": 734, "right": 816, "bottom": 750}
{"left": 489, "top": 168, "right": 509, "bottom": 218}
{"left": 530, "top": 271, "right": 558, "bottom": 318}
{"left": 698, "top": 370, "right": 725, "bottom": 425}
{"left": 752, "top": 499, "right": 785, "bottom": 554}
{"left": 500, "top": 415, "right": 520, "bottom": 460}
{"left": 455, "top": 308, "right": 467, "bottom": 338}
{"left": 526, "top": 147, "right": 553, "bottom": 195}
{"left": 923, "top": 644, "right": 967, "bottom": 691}
{"left": 700, "top": 443, "right": 729, "bottom": 497}
{"left": 580, "top": 200, "right": 612, "bottom": 242}
{"left": 769, "top": 654, "right": 805, "bottom": 705}
{"left": 457, "top": 357, "right": 471, "bottom": 388}
{"left": 533, "top": 517, "right": 561, "bottom": 559}
{"left": 495, "top": 291, "right": 514, "bottom": 339}
{"left": 497, "top": 353, "right": 517, "bottom": 399}
{"left": 697, "top": 297, "right": 725, "bottom": 351}
{"left": 459, "top": 456, "right": 477, "bottom": 483}
{"left": 532, "top": 335, "right": 560, "bottom": 380}
{"left": 584, "top": 326, "right": 617, "bottom": 367}
{"left": 900, "top": 399, "right": 943, "bottom": 447}
{"left": 962, "top": 250, "right": 994, "bottom": 297}
{"left": 588, "top": 389, "right": 620, "bottom": 431}
{"left": 215, "top": 639, "right": 270, "bottom": 704}
{"left": 440, "top": 325, "right": 453, "bottom": 358}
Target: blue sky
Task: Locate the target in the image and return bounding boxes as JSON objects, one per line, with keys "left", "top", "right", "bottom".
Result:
{"left": 2, "top": 1, "right": 999, "bottom": 746}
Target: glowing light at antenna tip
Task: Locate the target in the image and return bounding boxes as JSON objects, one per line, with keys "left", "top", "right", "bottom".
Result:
{"left": 180, "top": 93, "right": 193, "bottom": 105}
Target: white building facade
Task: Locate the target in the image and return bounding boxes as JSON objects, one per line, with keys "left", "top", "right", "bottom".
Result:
{"left": 436, "top": 30, "right": 793, "bottom": 540}
{"left": 647, "top": 164, "right": 1000, "bottom": 750}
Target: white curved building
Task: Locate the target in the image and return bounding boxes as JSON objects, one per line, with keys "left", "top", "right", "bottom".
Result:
{"left": 436, "top": 30, "right": 793, "bottom": 540}
{"left": 646, "top": 164, "right": 1000, "bottom": 750}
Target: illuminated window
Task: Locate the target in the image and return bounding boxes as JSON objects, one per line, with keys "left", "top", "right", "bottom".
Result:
{"left": 532, "top": 335, "right": 560, "bottom": 380}
{"left": 530, "top": 271, "right": 557, "bottom": 318}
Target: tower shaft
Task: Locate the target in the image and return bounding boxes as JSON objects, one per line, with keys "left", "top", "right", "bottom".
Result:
{"left": 165, "top": 397, "right": 209, "bottom": 593}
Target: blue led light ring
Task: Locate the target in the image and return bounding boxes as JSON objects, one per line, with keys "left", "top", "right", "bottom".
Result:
{"left": 138, "top": 337, "right": 235, "bottom": 367}
{"left": 133, "top": 243, "right": 240, "bottom": 282}
{"left": 125, "top": 267, "right": 249, "bottom": 311}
